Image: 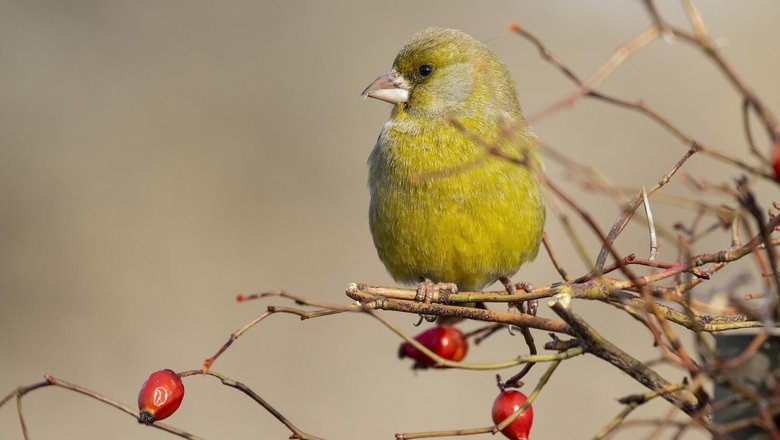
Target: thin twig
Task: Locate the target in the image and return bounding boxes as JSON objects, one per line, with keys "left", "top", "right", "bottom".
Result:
{"left": 592, "top": 382, "right": 688, "bottom": 439}
{"left": 502, "top": 327, "right": 538, "bottom": 387}
{"left": 742, "top": 97, "right": 772, "bottom": 163}
{"left": 542, "top": 231, "right": 572, "bottom": 281}
{"left": 644, "top": 0, "right": 780, "bottom": 143}
{"left": 527, "top": 25, "right": 661, "bottom": 123}
{"left": 203, "top": 311, "right": 273, "bottom": 371}
{"left": 204, "top": 291, "right": 356, "bottom": 370}
{"left": 682, "top": 0, "right": 709, "bottom": 41}
{"left": 596, "top": 145, "right": 701, "bottom": 270}
{"left": 181, "top": 370, "right": 326, "bottom": 440}
{"left": 642, "top": 187, "right": 659, "bottom": 261}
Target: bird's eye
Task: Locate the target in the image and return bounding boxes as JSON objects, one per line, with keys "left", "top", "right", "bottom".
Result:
{"left": 418, "top": 64, "right": 434, "bottom": 77}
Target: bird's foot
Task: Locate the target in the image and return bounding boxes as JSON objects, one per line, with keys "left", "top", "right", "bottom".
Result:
{"left": 499, "top": 278, "right": 538, "bottom": 316}
{"left": 413, "top": 279, "right": 458, "bottom": 324}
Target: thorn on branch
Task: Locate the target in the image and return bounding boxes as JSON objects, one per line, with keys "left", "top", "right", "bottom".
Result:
{"left": 544, "top": 337, "right": 581, "bottom": 352}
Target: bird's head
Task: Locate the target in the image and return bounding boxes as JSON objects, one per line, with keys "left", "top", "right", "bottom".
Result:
{"left": 362, "top": 27, "right": 520, "bottom": 119}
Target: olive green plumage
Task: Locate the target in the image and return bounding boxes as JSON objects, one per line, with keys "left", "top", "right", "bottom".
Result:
{"left": 364, "top": 27, "right": 545, "bottom": 292}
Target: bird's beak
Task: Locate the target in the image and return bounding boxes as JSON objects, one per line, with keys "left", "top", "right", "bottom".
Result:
{"left": 361, "top": 69, "right": 410, "bottom": 104}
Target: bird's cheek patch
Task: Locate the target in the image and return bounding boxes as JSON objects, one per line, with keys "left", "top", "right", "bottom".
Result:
{"left": 434, "top": 64, "right": 475, "bottom": 106}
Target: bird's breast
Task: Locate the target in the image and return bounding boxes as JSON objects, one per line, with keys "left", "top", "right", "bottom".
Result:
{"left": 367, "top": 118, "right": 545, "bottom": 290}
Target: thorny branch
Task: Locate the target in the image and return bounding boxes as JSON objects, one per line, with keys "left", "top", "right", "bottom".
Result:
{"left": 3, "top": 1, "right": 780, "bottom": 439}
{"left": 1, "top": 370, "right": 325, "bottom": 440}
{"left": 2, "top": 374, "right": 204, "bottom": 440}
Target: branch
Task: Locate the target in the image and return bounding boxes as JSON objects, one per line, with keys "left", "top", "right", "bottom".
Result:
{"left": 181, "top": 370, "right": 326, "bottom": 440}
{"left": 592, "top": 382, "right": 689, "bottom": 439}
{"left": 548, "top": 293, "right": 704, "bottom": 416}
{"left": 347, "top": 285, "right": 572, "bottom": 335}
{"left": 644, "top": 0, "right": 780, "bottom": 144}
{"left": 2, "top": 374, "right": 203, "bottom": 440}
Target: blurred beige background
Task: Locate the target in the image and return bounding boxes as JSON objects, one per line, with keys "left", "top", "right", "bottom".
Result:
{"left": 2, "top": 1, "right": 779, "bottom": 439}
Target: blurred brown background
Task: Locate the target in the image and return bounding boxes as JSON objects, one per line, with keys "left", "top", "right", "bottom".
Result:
{"left": 2, "top": 1, "right": 779, "bottom": 439}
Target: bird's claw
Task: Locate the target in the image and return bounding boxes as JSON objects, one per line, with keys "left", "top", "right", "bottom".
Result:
{"left": 414, "top": 280, "right": 457, "bottom": 323}
{"left": 525, "top": 299, "right": 539, "bottom": 316}
{"left": 500, "top": 278, "right": 538, "bottom": 317}
{"left": 516, "top": 282, "right": 538, "bottom": 316}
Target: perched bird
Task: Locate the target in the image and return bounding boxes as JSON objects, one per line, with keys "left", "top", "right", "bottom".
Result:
{"left": 362, "top": 27, "right": 545, "bottom": 304}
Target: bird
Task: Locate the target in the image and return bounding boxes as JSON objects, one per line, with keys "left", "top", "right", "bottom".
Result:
{"left": 362, "top": 27, "right": 545, "bottom": 313}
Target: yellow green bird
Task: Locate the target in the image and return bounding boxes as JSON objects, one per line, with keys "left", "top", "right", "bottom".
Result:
{"left": 362, "top": 27, "right": 545, "bottom": 299}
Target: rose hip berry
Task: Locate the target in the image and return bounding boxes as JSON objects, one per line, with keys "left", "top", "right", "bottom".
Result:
{"left": 492, "top": 389, "right": 533, "bottom": 440}
{"left": 137, "top": 369, "right": 184, "bottom": 424}
{"left": 399, "top": 326, "right": 468, "bottom": 368}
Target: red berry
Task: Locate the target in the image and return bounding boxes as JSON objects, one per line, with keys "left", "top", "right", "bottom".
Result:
{"left": 773, "top": 139, "right": 780, "bottom": 183}
{"left": 492, "top": 390, "right": 534, "bottom": 440}
{"left": 137, "top": 369, "right": 185, "bottom": 424}
{"left": 399, "top": 326, "right": 468, "bottom": 368}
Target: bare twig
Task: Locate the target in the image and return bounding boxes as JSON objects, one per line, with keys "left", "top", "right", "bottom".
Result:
{"left": 542, "top": 231, "right": 572, "bottom": 281}
{"left": 527, "top": 25, "right": 661, "bottom": 123}
{"left": 642, "top": 187, "right": 659, "bottom": 261}
{"left": 595, "top": 146, "right": 701, "bottom": 270}
{"left": 681, "top": 0, "right": 709, "bottom": 41}
{"left": 742, "top": 97, "right": 772, "bottom": 163}
{"left": 181, "top": 370, "right": 326, "bottom": 440}
{"left": 204, "top": 291, "right": 356, "bottom": 370}
{"left": 643, "top": 0, "right": 780, "bottom": 143}
{"left": 592, "top": 382, "right": 689, "bottom": 439}
{"left": 502, "top": 327, "right": 538, "bottom": 387}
